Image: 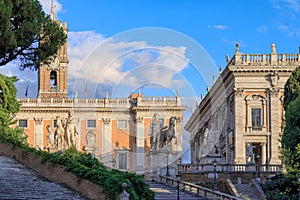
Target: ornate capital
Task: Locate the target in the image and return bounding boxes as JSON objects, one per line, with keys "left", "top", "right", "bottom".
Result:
{"left": 34, "top": 117, "right": 43, "bottom": 125}
{"left": 269, "top": 87, "right": 279, "bottom": 97}
{"left": 234, "top": 88, "right": 244, "bottom": 97}
{"left": 175, "top": 116, "right": 183, "bottom": 123}
{"left": 135, "top": 116, "right": 143, "bottom": 123}
{"left": 102, "top": 118, "right": 111, "bottom": 125}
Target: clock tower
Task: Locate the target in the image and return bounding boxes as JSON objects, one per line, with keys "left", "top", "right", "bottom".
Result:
{"left": 37, "top": 4, "right": 68, "bottom": 99}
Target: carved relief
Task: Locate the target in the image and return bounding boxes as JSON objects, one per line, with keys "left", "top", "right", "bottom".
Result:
{"left": 270, "top": 71, "right": 279, "bottom": 87}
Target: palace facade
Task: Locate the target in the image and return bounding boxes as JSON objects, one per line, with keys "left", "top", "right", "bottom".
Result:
{"left": 185, "top": 43, "right": 299, "bottom": 166}
{"left": 14, "top": 9, "right": 185, "bottom": 173}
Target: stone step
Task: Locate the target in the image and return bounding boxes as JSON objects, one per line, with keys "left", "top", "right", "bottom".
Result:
{"left": 0, "top": 156, "right": 87, "bottom": 199}
{"left": 149, "top": 182, "right": 205, "bottom": 200}
{"left": 234, "top": 183, "right": 260, "bottom": 200}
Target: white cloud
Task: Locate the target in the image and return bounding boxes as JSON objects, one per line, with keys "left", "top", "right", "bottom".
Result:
{"left": 257, "top": 25, "right": 268, "bottom": 33}
{"left": 68, "top": 31, "right": 190, "bottom": 96}
{"left": 271, "top": 0, "right": 300, "bottom": 12}
{"left": 207, "top": 24, "right": 228, "bottom": 30}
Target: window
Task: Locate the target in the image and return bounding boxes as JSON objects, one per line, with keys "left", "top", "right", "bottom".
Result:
{"left": 50, "top": 71, "right": 57, "bottom": 88}
{"left": 117, "top": 120, "right": 127, "bottom": 129}
{"left": 19, "top": 119, "right": 28, "bottom": 128}
{"left": 87, "top": 120, "right": 96, "bottom": 128}
{"left": 53, "top": 120, "right": 58, "bottom": 128}
{"left": 118, "top": 153, "right": 127, "bottom": 169}
{"left": 252, "top": 108, "right": 261, "bottom": 127}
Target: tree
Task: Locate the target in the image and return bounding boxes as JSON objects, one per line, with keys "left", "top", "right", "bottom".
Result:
{"left": 0, "top": 0, "right": 66, "bottom": 70}
{"left": 282, "top": 95, "right": 300, "bottom": 175}
{"left": 283, "top": 66, "right": 300, "bottom": 110}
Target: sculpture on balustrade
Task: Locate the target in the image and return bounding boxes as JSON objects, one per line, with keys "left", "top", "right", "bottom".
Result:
{"left": 159, "top": 116, "right": 177, "bottom": 150}
{"left": 54, "top": 116, "right": 65, "bottom": 150}
{"left": 150, "top": 113, "right": 163, "bottom": 151}
{"left": 45, "top": 111, "right": 79, "bottom": 152}
{"left": 45, "top": 125, "right": 55, "bottom": 152}
{"left": 246, "top": 142, "right": 255, "bottom": 163}
{"left": 65, "top": 110, "right": 78, "bottom": 148}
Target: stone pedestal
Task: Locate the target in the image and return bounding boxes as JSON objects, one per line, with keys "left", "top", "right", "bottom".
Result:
{"left": 146, "top": 148, "right": 180, "bottom": 181}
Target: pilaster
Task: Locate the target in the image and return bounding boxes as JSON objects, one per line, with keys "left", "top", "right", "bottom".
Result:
{"left": 34, "top": 117, "right": 43, "bottom": 148}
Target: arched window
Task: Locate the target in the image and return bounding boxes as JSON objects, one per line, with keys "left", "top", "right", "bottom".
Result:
{"left": 50, "top": 71, "right": 57, "bottom": 88}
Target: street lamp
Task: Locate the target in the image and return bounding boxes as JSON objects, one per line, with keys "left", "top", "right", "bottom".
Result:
{"left": 213, "top": 159, "right": 218, "bottom": 191}
{"left": 257, "top": 155, "right": 261, "bottom": 179}
{"left": 176, "top": 171, "right": 182, "bottom": 200}
{"left": 166, "top": 154, "right": 170, "bottom": 177}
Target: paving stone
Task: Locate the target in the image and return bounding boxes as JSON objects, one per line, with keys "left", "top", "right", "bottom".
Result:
{"left": 0, "top": 156, "right": 87, "bottom": 199}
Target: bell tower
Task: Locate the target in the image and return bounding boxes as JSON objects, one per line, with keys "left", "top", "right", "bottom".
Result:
{"left": 38, "top": 3, "right": 68, "bottom": 99}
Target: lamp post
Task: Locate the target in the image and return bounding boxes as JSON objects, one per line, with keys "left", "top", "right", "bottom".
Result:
{"left": 213, "top": 159, "right": 218, "bottom": 191}
{"left": 166, "top": 154, "right": 170, "bottom": 177}
{"left": 257, "top": 155, "right": 261, "bottom": 179}
{"left": 176, "top": 171, "right": 182, "bottom": 200}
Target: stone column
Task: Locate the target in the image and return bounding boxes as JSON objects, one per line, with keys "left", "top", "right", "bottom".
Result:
{"left": 34, "top": 118, "right": 43, "bottom": 148}
{"left": 234, "top": 88, "right": 245, "bottom": 164}
{"left": 269, "top": 88, "right": 281, "bottom": 164}
{"left": 175, "top": 116, "right": 183, "bottom": 152}
{"left": 102, "top": 118, "right": 112, "bottom": 155}
{"left": 261, "top": 142, "right": 266, "bottom": 165}
{"left": 135, "top": 116, "right": 144, "bottom": 170}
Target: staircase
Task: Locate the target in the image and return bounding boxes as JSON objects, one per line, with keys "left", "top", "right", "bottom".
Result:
{"left": 234, "top": 183, "right": 261, "bottom": 200}
{"left": 149, "top": 182, "right": 204, "bottom": 200}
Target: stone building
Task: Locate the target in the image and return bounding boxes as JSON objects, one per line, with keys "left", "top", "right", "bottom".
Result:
{"left": 15, "top": 8, "right": 185, "bottom": 174}
{"left": 185, "top": 43, "right": 299, "bottom": 166}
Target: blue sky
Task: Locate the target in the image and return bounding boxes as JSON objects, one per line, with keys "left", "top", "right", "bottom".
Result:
{"left": 1, "top": 0, "right": 300, "bottom": 161}
{"left": 1, "top": 0, "right": 299, "bottom": 100}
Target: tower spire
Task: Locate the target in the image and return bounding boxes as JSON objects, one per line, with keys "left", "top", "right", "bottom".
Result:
{"left": 50, "top": 0, "right": 55, "bottom": 21}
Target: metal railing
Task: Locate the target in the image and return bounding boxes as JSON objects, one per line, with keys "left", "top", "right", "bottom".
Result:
{"left": 159, "top": 175, "right": 242, "bottom": 200}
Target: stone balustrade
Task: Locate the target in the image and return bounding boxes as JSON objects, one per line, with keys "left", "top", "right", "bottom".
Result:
{"left": 177, "top": 163, "right": 282, "bottom": 173}
{"left": 232, "top": 53, "right": 300, "bottom": 66}
{"left": 18, "top": 95, "right": 180, "bottom": 108}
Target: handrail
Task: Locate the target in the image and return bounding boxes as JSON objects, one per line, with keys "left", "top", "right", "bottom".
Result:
{"left": 159, "top": 175, "right": 242, "bottom": 200}
{"left": 178, "top": 163, "right": 282, "bottom": 173}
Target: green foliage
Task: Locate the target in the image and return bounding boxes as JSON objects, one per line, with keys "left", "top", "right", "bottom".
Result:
{"left": 0, "top": 0, "right": 66, "bottom": 70}
{"left": 284, "top": 66, "right": 300, "bottom": 110}
{"left": 0, "top": 73, "right": 25, "bottom": 147}
{"left": 262, "top": 174, "right": 299, "bottom": 200}
{"left": 0, "top": 134, "right": 155, "bottom": 200}
{"left": 282, "top": 95, "right": 300, "bottom": 175}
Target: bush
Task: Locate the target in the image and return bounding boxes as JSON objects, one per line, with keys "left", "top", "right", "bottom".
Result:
{"left": 0, "top": 135, "right": 155, "bottom": 200}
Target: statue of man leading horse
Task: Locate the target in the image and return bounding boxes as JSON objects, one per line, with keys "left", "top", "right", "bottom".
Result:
{"left": 150, "top": 115, "right": 177, "bottom": 151}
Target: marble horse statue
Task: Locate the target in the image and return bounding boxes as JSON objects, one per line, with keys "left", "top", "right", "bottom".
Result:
{"left": 159, "top": 116, "right": 177, "bottom": 149}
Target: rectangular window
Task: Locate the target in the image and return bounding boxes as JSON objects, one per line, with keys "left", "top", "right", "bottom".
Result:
{"left": 119, "top": 153, "right": 127, "bottom": 169}
{"left": 87, "top": 120, "right": 97, "bottom": 128}
{"left": 53, "top": 120, "right": 58, "bottom": 128}
{"left": 252, "top": 108, "right": 261, "bottom": 127}
{"left": 117, "top": 120, "right": 127, "bottom": 129}
{"left": 19, "top": 119, "right": 28, "bottom": 128}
